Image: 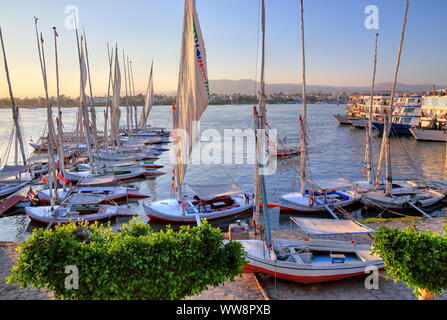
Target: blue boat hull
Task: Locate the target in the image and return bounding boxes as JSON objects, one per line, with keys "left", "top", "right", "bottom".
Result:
{"left": 372, "top": 122, "right": 411, "bottom": 135}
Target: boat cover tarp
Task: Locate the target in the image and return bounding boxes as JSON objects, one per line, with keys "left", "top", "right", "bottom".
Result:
{"left": 186, "top": 184, "right": 243, "bottom": 199}
{"left": 291, "top": 217, "right": 375, "bottom": 235}
{"left": 78, "top": 176, "right": 117, "bottom": 185}
{"left": 63, "top": 193, "right": 106, "bottom": 205}
{"left": 0, "top": 165, "right": 29, "bottom": 178}
{"left": 27, "top": 154, "right": 49, "bottom": 164}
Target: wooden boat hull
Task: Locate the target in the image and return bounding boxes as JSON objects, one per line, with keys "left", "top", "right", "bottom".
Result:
{"left": 273, "top": 148, "right": 300, "bottom": 158}
{"left": 36, "top": 187, "right": 149, "bottom": 205}
{"left": 277, "top": 191, "right": 361, "bottom": 213}
{"left": 0, "top": 182, "right": 29, "bottom": 198}
{"left": 143, "top": 196, "right": 253, "bottom": 224}
{"left": 362, "top": 189, "right": 445, "bottom": 210}
{"left": 239, "top": 239, "right": 384, "bottom": 284}
{"left": 25, "top": 206, "right": 139, "bottom": 225}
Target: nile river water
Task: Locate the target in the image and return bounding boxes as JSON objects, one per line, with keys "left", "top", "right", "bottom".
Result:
{"left": 0, "top": 104, "right": 446, "bottom": 241}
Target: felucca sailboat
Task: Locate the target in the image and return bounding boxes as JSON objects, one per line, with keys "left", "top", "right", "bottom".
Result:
{"left": 362, "top": 0, "right": 444, "bottom": 211}
{"left": 143, "top": 0, "right": 253, "bottom": 224}
{"left": 0, "top": 26, "right": 32, "bottom": 198}
{"left": 238, "top": 0, "right": 382, "bottom": 284}
{"left": 276, "top": 1, "right": 360, "bottom": 215}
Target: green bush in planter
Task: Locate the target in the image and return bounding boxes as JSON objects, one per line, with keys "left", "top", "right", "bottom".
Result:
{"left": 6, "top": 220, "right": 246, "bottom": 300}
{"left": 372, "top": 225, "right": 447, "bottom": 297}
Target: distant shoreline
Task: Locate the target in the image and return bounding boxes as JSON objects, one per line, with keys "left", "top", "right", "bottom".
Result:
{"left": 0, "top": 102, "right": 345, "bottom": 109}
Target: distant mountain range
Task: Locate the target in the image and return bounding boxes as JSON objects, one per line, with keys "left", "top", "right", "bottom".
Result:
{"left": 194, "top": 79, "right": 445, "bottom": 95}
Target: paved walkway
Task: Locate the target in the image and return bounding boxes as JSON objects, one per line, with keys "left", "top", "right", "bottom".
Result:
{"left": 1, "top": 242, "right": 264, "bottom": 300}
{"left": 186, "top": 274, "right": 267, "bottom": 300}
{"left": 258, "top": 273, "right": 446, "bottom": 300}
{"left": 0, "top": 243, "right": 53, "bottom": 300}
{"left": 2, "top": 217, "right": 446, "bottom": 300}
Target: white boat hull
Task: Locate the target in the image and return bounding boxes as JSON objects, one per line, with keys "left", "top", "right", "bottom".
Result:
{"left": 409, "top": 127, "right": 447, "bottom": 142}
{"left": 25, "top": 206, "right": 138, "bottom": 225}
{"left": 239, "top": 239, "right": 384, "bottom": 283}
{"left": 279, "top": 191, "right": 361, "bottom": 213}
{"left": 350, "top": 118, "right": 368, "bottom": 128}
{"left": 0, "top": 182, "right": 29, "bottom": 198}
{"left": 143, "top": 195, "right": 253, "bottom": 223}
{"left": 362, "top": 189, "right": 445, "bottom": 209}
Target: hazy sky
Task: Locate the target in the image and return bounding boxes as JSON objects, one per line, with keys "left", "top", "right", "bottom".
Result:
{"left": 0, "top": 0, "right": 446, "bottom": 98}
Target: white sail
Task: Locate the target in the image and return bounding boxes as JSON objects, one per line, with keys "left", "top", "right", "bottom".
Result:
{"left": 80, "top": 42, "right": 88, "bottom": 106}
{"left": 138, "top": 61, "right": 154, "bottom": 129}
{"left": 173, "top": 0, "right": 210, "bottom": 186}
{"left": 110, "top": 47, "right": 121, "bottom": 144}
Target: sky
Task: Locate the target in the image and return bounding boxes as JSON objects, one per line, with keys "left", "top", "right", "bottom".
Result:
{"left": 0, "top": 0, "right": 446, "bottom": 98}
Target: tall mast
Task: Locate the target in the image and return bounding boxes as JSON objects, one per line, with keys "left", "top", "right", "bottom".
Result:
{"left": 53, "top": 27, "right": 65, "bottom": 174}
{"left": 123, "top": 51, "right": 131, "bottom": 136}
{"left": 110, "top": 45, "right": 122, "bottom": 147}
{"left": 0, "top": 26, "right": 27, "bottom": 166}
{"left": 253, "top": 0, "right": 272, "bottom": 246}
{"left": 104, "top": 43, "right": 114, "bottom": 152}
{"left": 129, "top": 60, "right": 138, "bottom": 131}
{"left": 299, "top": 0, "right": 308, "bottom": 194}
{"left": 365, "top": 33, "right": 378, "bottom": 185}
{"left": 82, "top": 28, "right": 99, "bottom": 154}
{"left": 73, "top": 14, "right": 95, "bottom": 171}
{"left": 253, "top": 0, "right": 266, "bottom": 230}
{"left": 53, "top": 27, "right": 62, "bottom": 125}
{"left": 126, "top": 56, "right": 134, "bottom": 134}
{"left": 374, "top": 0, "right": 409, "bottom": 195}
{"left": 33, "top": 18, "right": 58, "bottom": 205}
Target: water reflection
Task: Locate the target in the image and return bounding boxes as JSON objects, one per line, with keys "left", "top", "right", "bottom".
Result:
{"left": 0, "top": 104, "right": 446, "bottom": 241}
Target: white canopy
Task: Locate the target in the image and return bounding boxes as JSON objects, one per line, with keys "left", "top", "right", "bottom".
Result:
{"left": 185, "top": 184, "right": 243, "bottom": 199}
{"left": 291, "top": 217, "right": 375, "bottom": 236}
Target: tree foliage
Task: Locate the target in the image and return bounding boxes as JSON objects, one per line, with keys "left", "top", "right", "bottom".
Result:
{"left": 372, "top": 225, "right": 447, "bottom": 297}
{"left": 6, "top": 220, "right": 246, "bottom": 300}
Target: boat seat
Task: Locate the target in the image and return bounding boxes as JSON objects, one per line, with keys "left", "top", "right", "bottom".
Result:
{"left": 330, "top": 253, "right": 346, "bottom": 264}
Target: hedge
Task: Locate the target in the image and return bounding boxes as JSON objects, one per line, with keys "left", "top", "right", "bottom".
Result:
{"left": 372, "top": 225, "right": 447, "bottom": 297}
{"left": 6, "top": 220, "right": 246, "bottom": 300}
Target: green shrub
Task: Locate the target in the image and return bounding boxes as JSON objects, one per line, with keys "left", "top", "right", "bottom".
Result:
{"left": 372, "top": 225, "right": 447, "bottom": 297}
{"left": 6, "top": 220, "right": 246, "bottom": 300}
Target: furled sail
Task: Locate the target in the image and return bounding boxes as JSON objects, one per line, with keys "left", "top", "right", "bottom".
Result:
{"left": 110, "top": 46, "right": 121, "bottom": 145}
{"left": 76, "top": 40, "right": 88, "bottom": 136}
{"left": 138, "top": 61, "right": 154, "bottom": 129}
{"left": 173, "top": 0, "right": 210, "bottom": 186}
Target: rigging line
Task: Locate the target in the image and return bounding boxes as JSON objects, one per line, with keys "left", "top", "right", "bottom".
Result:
{"left": 391, "top": 129, "right": 426, "bottom": 179}
{"left": 3, "top": 123, "right": 15, "bottom": 165}
{"left": 216, "top": 162, "right": 249, "bottom": 194}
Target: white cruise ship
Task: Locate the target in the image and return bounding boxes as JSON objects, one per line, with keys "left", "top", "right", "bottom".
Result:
{"left": 409, "top": 89, "right": 447, "bottom": 142}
